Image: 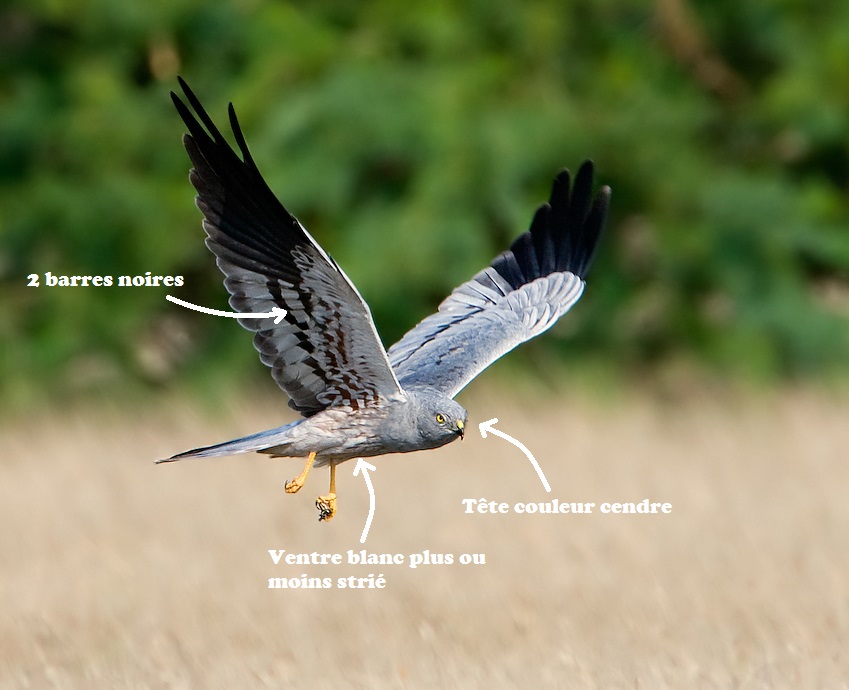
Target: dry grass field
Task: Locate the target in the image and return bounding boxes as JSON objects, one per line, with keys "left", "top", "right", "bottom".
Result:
{"left": 2, "top": 386, "right": 848, "bottom": 688}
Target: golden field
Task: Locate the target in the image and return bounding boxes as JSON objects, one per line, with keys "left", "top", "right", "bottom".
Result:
{"left": 1, "top": 386, "right": 848, "bottom": 688}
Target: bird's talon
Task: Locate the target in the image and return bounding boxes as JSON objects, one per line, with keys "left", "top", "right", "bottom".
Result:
{"left": 316, "top": 493, "right": 337, "bottom": 522}
{"left": 285, "top": 452, "right": 316, "bottom": 494}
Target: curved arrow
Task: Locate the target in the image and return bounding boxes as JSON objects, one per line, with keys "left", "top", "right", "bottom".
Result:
{"left": 166, "top": 295, "right": 287, "bottom": 324}
{"left": 353, "top": 459, "right": 377, "bottom": 543}
{"left": 478, "top": 418, "right": 551, "bottom": 492}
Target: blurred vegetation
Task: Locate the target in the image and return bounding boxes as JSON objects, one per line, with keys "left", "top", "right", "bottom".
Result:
{"left": 1, "top": 0, "right": 848, "bottom": 407}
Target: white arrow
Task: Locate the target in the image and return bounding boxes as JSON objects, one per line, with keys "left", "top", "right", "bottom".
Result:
{"left": 353, "top": 459, "right": 377, "bottom": 544}
{"left": 166, "top": 295, "right": 287, "bottom": 324}
{"left": 478, "top": 418, "right": 551, "bottom": 492}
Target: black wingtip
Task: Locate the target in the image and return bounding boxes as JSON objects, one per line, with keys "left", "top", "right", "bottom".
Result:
{"left": 498, "top": 160, "right": 609, "bottom": 288}
{"left": 171, "top": 78, "right": 258, "bottom": 174}
{"left": 228, "top": 101, "right": 257, "bottom": 170}
{"left": 576, "top": 183, "right": 610, "bottom": 277}
{"left": 552, "top": 159, "right": 607, "bottom": 280}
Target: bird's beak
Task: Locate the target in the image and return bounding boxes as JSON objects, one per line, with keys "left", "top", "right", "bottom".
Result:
{"left": 456, "top": 419, "right": 465, "bottom": 440}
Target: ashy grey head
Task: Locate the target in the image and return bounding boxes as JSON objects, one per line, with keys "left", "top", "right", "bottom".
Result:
{"left": 408, "top": 390, "right": 467, "bottom": 450}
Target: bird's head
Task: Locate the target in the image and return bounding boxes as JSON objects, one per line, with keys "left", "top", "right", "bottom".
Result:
{"left": 411, "top": 392, "right": 467, "bottom": 448}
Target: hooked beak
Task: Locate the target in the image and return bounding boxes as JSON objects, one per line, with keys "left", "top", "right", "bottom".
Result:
{"left": 456, "top": 419, "right": 465, "bottom": 440}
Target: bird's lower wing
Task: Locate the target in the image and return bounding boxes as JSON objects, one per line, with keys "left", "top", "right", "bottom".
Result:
{"left": 388, "top": 270, "right": 585, "bottom": 397}
{"left": 172, "top": 78, "right": 402, "bottom": 416}
{"left": 388, "top": 161, "right": 609, "bottom": 398}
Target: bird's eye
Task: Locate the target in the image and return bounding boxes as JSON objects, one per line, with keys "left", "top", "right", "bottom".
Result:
{"left": 435, "top": 413, "right": 446, "bottom": 424}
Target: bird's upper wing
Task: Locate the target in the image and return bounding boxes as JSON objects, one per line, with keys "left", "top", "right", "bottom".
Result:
{"left": 387, "top": 161, "right": 609, "bottom": 398}
{"left": 172, "top": 78, "right": 403, "bottom": 416}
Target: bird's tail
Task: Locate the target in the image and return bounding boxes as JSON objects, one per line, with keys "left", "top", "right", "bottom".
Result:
{"left": 157, "top": 420, "right": 301, "bottom": 463}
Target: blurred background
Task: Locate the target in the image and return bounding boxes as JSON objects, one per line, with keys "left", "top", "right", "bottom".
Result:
{"left": 2, "top": 0, "right": 848, "bottom": 409}
{"left": 2, "top": 1, "right": 849, "bottom": 686}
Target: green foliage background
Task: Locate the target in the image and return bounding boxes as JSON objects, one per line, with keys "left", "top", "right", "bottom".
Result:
{"left": 2, "top": 0, "right": 848, "bottom": 406}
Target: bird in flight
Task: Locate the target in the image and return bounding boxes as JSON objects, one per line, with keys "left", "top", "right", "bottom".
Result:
{"left": 159, "top": 77, "right": 610, "bottom": 522}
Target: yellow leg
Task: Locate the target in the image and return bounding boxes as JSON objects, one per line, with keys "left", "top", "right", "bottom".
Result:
{"left": 316, "top": 461, "right": 337, "bottom": 522}
{"left": 285, "top": 451, "right": 316, "bottom": 494}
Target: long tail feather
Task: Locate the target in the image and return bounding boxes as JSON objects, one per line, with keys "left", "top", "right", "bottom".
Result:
{"left": 157, "top": 421, "right": 300, "bottom": 462}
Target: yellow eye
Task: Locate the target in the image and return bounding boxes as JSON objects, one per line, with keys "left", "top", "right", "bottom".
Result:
{"left": 435, "top": 413, "right": 446, "bottom": 424}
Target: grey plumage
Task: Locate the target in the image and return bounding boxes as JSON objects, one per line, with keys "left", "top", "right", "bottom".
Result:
{"left": 160, "top": 78, "right": 609, "bottom": 472}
